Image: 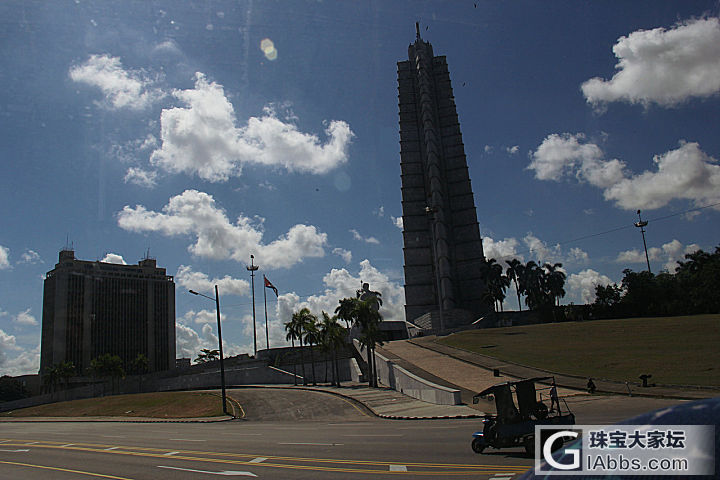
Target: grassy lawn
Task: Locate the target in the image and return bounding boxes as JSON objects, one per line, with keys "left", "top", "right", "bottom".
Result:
{"left": 1, "top": 391, "right": 226, "bottom": 418}
{"left": 438, "top": 314, "right": 720, "bottom": 386}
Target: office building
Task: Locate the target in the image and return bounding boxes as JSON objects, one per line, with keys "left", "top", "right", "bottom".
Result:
{"left": 40, "top": 250, "right": 175, "bottom": 375}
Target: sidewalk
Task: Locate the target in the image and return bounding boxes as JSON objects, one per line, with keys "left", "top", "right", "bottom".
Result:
{"left": 260, "top": 383, "right": 482, "bottom": 420}
{"left": 406, "top": 336, "right": 720, "bottom": 400}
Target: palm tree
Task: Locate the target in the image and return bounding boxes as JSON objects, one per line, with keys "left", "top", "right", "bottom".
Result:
{"left": 289, "top": 308, "right": 316, "bottom": 385}
{"left": 544, "top": 262, "right": 566, "bottom": 306}
{"left": 195, "top": 348, "right": 219, "bottom": 363}
{"left": 483, "top": 258, "right": 510, "bottom": 312}
{"left": 284, "top": 317, "right": 301, "bottom": 385}
{"left": 335, "top": 296, "right": 384, "bottom": 387}
{"left": 42, "top": 364, "right": 60, "bottom": 396}
{"left": 89, "top": 354, "right": 125, "bottom": 395}
{"left": 318, "top": 312, "right": 346, "bottom": 386}
{"left": 520, "top": 261, "right": 543, "bottom": 310}
{"left": 56, "top": 361, "right": 76, "bottom": 391}
{"left": 130, "top": 353, "right": 149, "bottom": 392}
{"left": 302, "top": 318, "right": 319, "bottom": 386}
{"left": 505, "top": 258, "right": 525, "bottom": 311}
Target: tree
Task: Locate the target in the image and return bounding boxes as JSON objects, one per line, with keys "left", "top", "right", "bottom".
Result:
{"left": 505, "top": 258, "right": 525, "bottom": 311}
{"left": 284, "top": 317, "right": 302, "bottom": 385}
{"left": 318, "top": 312, "right": 346, "bottom": 386}
{"left": 484, "top": 258, "right": 510, "bottom": 312}
{"left": 0, "top": 375, "right": 30, "bottom": 402}
{"left": 130, "top": 353, "right": 149, "bottom": 392}
{"left": 195, "top": 348, "right": 220, "bottom": 363}
{"left": 543, "top": 262, "right": 566, "bottom": 307}
{"left": 89, "top": 354, "right": 125, "bottom": 395}
{"left": 130, "top": 353, "right": 149, "bottom": 374}
{"left": 42, "top": 361, "right": 75, "bottom": 396}
{"left": 289, "top": 308, "right": 316, "bottom": 385}
{"left": 303, "top": 317, "right": 319, "bottom": 386}
{"left": 336, "top": 296, "right": 384, "bottom": 388}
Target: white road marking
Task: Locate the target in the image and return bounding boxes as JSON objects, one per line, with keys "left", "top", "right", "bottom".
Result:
{"left": 163, "top": 451, "right": 180, "bottom": 456}
{"left": 158, "top": 466, "right": 256, "bottom": 476}
{"left": 228, "top": 433, "right": 262, "bottom": 436}
{"left": 278, "top": 442, "right": 344, "bottom": 446}
{"left": 248, "top": 457, "right": 267, "bottom": 463}
{"left": 0, "top": 449, "right": 30, "bottom": 452}
{"left": 169, "top": 438, "right": 206, "bottom": 442}
{"left": 24, "top": 442, "right": 40, "bottom": 445}
{"left": 0, "top": 440, "right": 10, "bottom": 444}
{"left": 389, "top": 465, "right": 407, "bottom": 472}
{"left": 60, "top": 444, "right": 74, "bottom": 447}
{"left": 104, "top": 447, "right": 120, "bottom": 451}
{"left": 343, "top": 434, "right": 403, "bottom": 437}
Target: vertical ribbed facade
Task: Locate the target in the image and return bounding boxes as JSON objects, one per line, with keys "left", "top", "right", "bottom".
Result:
{"left": 40, "top": 250, "right": 175, "bottom": 375}
{"left": 398, "top": 29, "right": 488, "bottom": 331}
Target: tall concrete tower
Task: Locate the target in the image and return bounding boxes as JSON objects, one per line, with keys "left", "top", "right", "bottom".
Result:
{"left": 398, "top": 25, "right": 488, "bottom": 332}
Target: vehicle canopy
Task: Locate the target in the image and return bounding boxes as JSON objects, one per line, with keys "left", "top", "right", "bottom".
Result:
{"left": 473, "top": 377, "right": 554, "bottom": 424}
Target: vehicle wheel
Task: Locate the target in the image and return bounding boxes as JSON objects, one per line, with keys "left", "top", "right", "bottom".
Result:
{"left": 524, "top": 436, "right": 535, "bottom": 456}
{"left": 471, "top": 438, "right": 485, "bottom": 454}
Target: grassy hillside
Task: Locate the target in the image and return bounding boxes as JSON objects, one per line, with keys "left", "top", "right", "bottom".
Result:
{"left": 1, "top": 391, "right": 226, "bottom": 417}
{"left": 438, "top": 314, "right": 719, "bottom": 386}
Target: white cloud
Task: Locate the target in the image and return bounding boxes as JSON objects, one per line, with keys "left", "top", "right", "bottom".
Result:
{"left": 0, "top": 245, "right": 10, "bottom": 269}
{"left": 530, "top": 135, "right": 720, "bottom": 211}
{"left": 523, "top": 233, "right": 562, "bottom": 264}
{"left": 117, "top": 189, "right": 327, "bottom": 269}
{"left": 374, "top": 206, "right": 385, "bottom": 218}
{"left": 124, "top": 167, "right": 158, "bottom": 188}
{"left": 101, "top": 253, "right": 127, "bottom": 265}
{"left": 0, "top": 330, "right": 40, "bottom": 376}
{"left": 150, "top": 73, "right": 354, "bottom": 182}
{"left": 19, "top": 249, "right": 42, "bottom": 264}
{"left": 582, "top": 17, "right": 720, "bottom": 107}
{"left": 506, "top": 145, "right": 519, "bottom": 155}
{"left": 484, "top": 145, "right": 493, "bottom": 153}
{"left": 482, "top": 236, "right": 523, "bottom": 263}
{"left": 69, "top": 54, "right": 164, "bottom": 110}
{"left": 529, "top": 133, "right": 626, "bottom": 188}
{"left": 567, "top": 269, "right": 614, "bottom": 304}
{"left": 176, "top": 317, "right": 246, "bottom": 361}
{"left": 276, "top": 260, "right": 405, "bottom": 327}
{"left": 568, "top": 247, "right": 590, "bottom": 264}
{"left": 182, "top": 309, "right": 218, "bottom": 325}
{"left": 176, "top": 265, "right": 249, "bottom": 297}
{"left": 617, "top": 239, "right": 702, "bottom": 273}
{"left": 603, "top": 142, "right": 720, "bottom": 210}
{"left": 13, "top": 308, "right": 37, "bottom": 326}
{"left": 391, "top": 216, "right": 403, "bottom": 230}
{"left": 350, "top": 229, "right": 380, "bottom": 245}
{"left": 332, "top": 248, "right": 352, "bottom": 264}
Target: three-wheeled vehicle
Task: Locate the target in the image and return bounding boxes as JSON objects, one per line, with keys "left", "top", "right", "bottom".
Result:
{"left": 471, "top": 376, "right": 575, "bottom": 456}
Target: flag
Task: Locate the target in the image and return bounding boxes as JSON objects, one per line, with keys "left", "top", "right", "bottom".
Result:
{"left": 264, "top": 275, "right": 278, "bottom": 297}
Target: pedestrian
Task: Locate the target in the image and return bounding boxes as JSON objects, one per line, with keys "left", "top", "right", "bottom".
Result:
{"left": 587, "top": 378, "right": 597, "bottom": 394}
{"left": 550, "top": 380, "right": 559, "bottom": 412}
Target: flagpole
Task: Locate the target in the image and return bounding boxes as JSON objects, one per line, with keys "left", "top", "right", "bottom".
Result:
{"left": 264, "top": 276, "right": 270, "bottom": 350}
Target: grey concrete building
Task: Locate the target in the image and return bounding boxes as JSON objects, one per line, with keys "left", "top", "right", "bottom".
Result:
{"left": 398, "top": 26, "right": 488, "bottom": 332}
{"left": 40, "top": 250, "right": 175, "bottom": 375}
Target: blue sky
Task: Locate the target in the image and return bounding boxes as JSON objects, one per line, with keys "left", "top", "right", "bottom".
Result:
{"left": 2, "top": 1, "right": 719, "bottom": 375}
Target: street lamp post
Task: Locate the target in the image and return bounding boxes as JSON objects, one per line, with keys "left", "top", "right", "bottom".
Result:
{"left": 634, "top": 209, "right": 652, "bottom": 274}
{"left": 189, "top": 286, "right": 228, "bottom": 416}
{"left": 246, "top": 255, "right": 259, "bottom": 357}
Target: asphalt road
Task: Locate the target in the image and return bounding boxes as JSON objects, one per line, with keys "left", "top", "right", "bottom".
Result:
{"left": 0, "top": 387, "right": 686, "bottom": 479}
{"left": 0, "top": 388, "right": 533, "bottom": 479}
